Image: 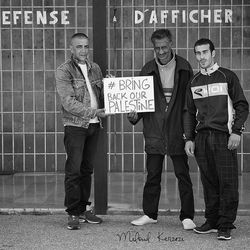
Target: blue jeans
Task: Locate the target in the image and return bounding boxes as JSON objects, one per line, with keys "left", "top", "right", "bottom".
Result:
{"left": 64, "top": 124, "right": 100, "bottom": 215}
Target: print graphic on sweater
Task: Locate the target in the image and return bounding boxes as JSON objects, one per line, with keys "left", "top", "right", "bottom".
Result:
{"left": 191, "top": 82, "right": 228, "bottom": 99}
{"left": 191, "top": 82, "right": 234, "bottom": 134}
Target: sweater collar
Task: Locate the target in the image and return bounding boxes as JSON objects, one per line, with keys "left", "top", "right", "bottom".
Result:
{"left": 200, "top": 63, "right": 219, "bottom": 75}
{"left": 155, "top": 52, "right": 176, "bottom": 69}
{"left": 145, "top": 55, "right": 190, "bottom": 75}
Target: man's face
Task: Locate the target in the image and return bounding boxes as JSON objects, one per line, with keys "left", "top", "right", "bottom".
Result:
{"left": 70, "top": 37, "right": 89, "bottom": 63}
{"left": 194, "top": 44, "right": 215, "bottom": 69}
{"left": 153, "top": 37, "right": 173, "bottom": 65}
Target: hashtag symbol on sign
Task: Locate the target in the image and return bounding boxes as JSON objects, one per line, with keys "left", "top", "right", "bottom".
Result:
{"left": 108, "top": 82, "right": 115, "bottom": 89}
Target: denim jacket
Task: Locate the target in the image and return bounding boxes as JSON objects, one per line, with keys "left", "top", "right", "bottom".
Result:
{"left": 55, "top": 56, "right": 104, "bottom": 128}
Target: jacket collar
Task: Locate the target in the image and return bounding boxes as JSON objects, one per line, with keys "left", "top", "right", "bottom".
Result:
{"left": 200, "top": 63, "right": 219, "bottom": 75}
{"left": 71, "top": 55, "right": 92, "bottom": 71}
{"left": 146, "top": 54, "right": 190, "bottom": 75}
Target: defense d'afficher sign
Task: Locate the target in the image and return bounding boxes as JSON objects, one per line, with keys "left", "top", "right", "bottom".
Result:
{"left": 0, "top": 8, "right": 233, "bottom": 26}
{"left": 103, "top": 76, "right": 155, "bottom": 114}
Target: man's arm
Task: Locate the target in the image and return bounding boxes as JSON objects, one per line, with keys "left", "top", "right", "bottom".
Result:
{"left": 187, "top": 61, "right": 194, "bottom": 81}
{"left": 227, "top": 71, "right": 249, "bottom": 150}
{"left": 228, "top": 71, "right": 249, "bottom": 135}
{"left": 183, "top": 83, "right": 197, "bottom": 141}
{"left": 183, "top": 83, "right": 197, "bottom": 156}
{"left": 126, "top": 65, "right": 150, "bottom": 125}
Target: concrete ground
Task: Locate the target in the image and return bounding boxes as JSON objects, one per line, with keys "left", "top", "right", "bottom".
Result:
{"left": 0, "top": 215, "right": 249, "bottom": 250}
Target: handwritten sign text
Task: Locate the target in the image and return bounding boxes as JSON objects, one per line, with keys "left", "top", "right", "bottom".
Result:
{"left": 103, "top": 76, "right": 155, "bottom": 114}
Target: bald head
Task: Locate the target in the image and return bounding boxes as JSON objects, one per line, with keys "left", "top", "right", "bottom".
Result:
{"left": 70, "top": 33, "right": 89, "bottom": 63}
{"left": 71, "top": 33, "right": 88, "bottom": 44}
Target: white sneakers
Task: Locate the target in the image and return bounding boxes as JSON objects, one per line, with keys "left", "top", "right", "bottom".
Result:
{"left": 131, "top": 215, "right": 195, "bottom": 229}
{"left": 182, "top": 218, "right": 196, "bottom": 230}
{"left": 131, "top": 215, "right": 157, "bottom": 226}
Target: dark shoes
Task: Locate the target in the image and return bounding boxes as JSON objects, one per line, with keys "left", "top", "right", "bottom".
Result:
{"left": 194, "top": 221, "right": 232, "bottom": 240}
{"left": 67, "top": 210, "right": 102, "bottom": 229}
{"left": 79, "top": 210, "right": 103, "bottom": 224}
{"left": 217, "top": 228, "right": 231, "bottom": 240}
{"left": 67, "top": 215, "right": 80, "bottom": 230}
{"left": 193, "top": 221, "right": 218, "bottom": 234}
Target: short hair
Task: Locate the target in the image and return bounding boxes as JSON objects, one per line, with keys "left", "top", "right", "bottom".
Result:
{"left": 151, "top": 29, "right": 172, "bottom": 44}
{"left": 194, "top": 38, "right": 215, "bottom": 53}
{"left": 71, "top": 32, "right": 88, "bottom": 41}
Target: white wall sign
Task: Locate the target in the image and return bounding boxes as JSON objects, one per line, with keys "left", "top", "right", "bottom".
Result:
{"left": 103, "top": 76, "right": 155, "bottom": 114}
{"left": 135, "top": 8, "right": 233, "bottom": 24}
{"left": 1, "top": 10, "right": 69, "bottom": 25}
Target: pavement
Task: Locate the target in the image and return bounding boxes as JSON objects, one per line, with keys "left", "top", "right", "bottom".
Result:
{"left": 0, "top": 214, "right": 250, "bottom": 250}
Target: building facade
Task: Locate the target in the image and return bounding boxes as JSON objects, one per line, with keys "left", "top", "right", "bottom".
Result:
{"left": 0, "top": 0, "right": 249, "bottom": 173}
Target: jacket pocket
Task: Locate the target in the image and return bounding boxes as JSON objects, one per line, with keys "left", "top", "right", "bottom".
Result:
{"left": 72, "top": 79, "right": 86, "bottom": 101}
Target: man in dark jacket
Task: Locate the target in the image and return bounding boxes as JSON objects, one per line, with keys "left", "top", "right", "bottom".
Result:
{"left": 128, "top": 29, "right": 195, "bottom": 230}
{"left": 184, "top": 38, "right": 249, "bottom": 240}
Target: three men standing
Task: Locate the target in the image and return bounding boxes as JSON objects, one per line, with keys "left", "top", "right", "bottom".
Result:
{"left": 55, "top": 32, "right": 248, "bottom": 241}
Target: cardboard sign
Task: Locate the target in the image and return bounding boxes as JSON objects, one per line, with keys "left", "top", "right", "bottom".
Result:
{"left": 103, "top": 76, "right": 155, "bottom": 114}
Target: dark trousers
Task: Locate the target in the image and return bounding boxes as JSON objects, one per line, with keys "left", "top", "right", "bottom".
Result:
{"left": 195, "top": 130, "right": 239, "bottom": 229}
{"left": 64, "top": 124, "right": 100, "bottom": 215}
{"left": 143, "top": 154, "right": 194, "bottom": 221}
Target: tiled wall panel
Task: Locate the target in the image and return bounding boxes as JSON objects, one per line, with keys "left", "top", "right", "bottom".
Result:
{"left": 0, "top": 0, "right": 249, "bottom": 173}
{"left": 0, "top": 0, "right": 93, "bottom": 172}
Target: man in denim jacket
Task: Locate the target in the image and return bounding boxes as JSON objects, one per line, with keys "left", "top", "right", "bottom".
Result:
{"left": 55, "top": 33, "right": 106, "bottom": 230}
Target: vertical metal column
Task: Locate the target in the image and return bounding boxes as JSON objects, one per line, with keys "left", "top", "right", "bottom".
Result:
{"left": 92, "top": 0, "right": 107, "bottom": 214}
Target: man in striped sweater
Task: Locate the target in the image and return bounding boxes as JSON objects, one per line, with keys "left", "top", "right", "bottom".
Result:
{"left": 128, "top": 29, "right": 196, "bottom": 230}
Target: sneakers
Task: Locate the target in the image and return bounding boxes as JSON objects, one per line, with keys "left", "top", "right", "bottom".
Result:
{"left": 182, "top": 218, "right": 196, "bottom": 230}
{"left": 131, "top": 215, "right": 157, "bottom": 226}
{"left": 67, "top": 215, "right": 80, "bottom": 230}
{"left": 217, "top": 228, "right": 231, "bottom": 240}
{"left": 193, "top": 221, "right": 218, "bottom": 234}
{"left": 67, "top": 208, "right": 102, "bottom": 229}
{"left": 79, "top": 209, "right": 103, "bottom": 224}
